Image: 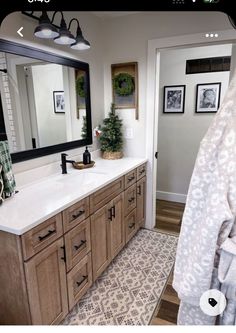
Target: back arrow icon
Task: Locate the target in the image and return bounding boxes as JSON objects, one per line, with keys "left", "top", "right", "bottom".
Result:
{"left": 17, "top": 27, "right": 23, "bottom": 37}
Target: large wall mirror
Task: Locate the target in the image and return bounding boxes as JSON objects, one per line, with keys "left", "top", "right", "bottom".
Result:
{"left": 0, "top": 39, "right": 92, "bottom": 163}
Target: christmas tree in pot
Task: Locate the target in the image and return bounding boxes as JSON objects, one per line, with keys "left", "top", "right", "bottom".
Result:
{"left": 99, "top": 103, "right": 123, "bottom": 159}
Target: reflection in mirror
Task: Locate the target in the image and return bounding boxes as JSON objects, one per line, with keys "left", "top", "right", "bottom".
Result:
{"left": 0, "top": 52, "right": 88, "bottom": 154}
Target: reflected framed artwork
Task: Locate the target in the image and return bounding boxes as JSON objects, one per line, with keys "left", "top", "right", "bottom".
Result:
{"left": 195, "top": 82, "right": 221, "bottom": 113}
{"left": 163, "top": 85, "right": 186, "bottom": 113}
{"left": 75, "top": 69, "right": 86, "bottom": 119}
{"left": 53, "top": 91, "right": 65, "bottom": 113}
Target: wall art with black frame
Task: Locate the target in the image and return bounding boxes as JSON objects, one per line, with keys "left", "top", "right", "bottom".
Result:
{"left": 195, "top": 82, "right": 221, "bottom": 113}
{"left": 163, "top": 85, "right": 186, "bottom": 114}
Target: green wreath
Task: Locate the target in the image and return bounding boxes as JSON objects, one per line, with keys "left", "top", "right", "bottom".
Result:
{"left": 76, "top": 76, "right": 85, "bottom": 98}
{"left": 113, "top": 73, "right": 135, "bottom": 96}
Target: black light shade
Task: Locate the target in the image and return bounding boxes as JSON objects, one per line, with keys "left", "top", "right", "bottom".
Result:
{"left": 54, "top": 18, "right": 76, "bottom": 45}
{"left": 34, "top": 11, "right": 59, "bottom": 39}
{"left": 70, "top": 25, "right": 90, "bottom": 50}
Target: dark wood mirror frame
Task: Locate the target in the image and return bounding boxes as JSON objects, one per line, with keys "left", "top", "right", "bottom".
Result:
{"left": 0, "top": 39, "right": 93, "bottom": 163}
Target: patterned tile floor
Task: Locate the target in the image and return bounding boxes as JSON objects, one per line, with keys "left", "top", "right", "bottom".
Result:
{"left": 62, "top": 229, "right": 178, "bottom": 325}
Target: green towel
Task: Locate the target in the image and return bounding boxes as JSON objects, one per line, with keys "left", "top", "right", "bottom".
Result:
{"left": 0, "top": 141, "right": 16, "bottom": 198}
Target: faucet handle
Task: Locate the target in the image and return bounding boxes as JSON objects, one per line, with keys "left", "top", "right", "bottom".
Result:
{"left": 61, "top": 153, "right": 68, "bottom": 157}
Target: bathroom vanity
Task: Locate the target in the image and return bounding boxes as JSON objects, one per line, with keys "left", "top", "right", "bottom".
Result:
{"left": 0, "top": 158, "right": 147, "bottom": 325}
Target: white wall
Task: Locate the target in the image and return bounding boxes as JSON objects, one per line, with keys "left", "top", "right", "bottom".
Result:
{"left": 103, "top": 12, "right": 232, "bottom": 158}
{"left": 31, "top": 64, "right": 67, "bottom": 147}
{"left": 156, "top": 44, "right": 231, "bottom": 202}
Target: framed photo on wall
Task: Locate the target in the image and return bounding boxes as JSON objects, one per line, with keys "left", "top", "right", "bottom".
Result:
{"left": 195, "top": 82, "right": 221, "bottom": 113}
{"left": 163, "top": 85, "right": 186, "bottom": 113}
{"left": 53, "top": 91, "right": 65, "bottom": 113}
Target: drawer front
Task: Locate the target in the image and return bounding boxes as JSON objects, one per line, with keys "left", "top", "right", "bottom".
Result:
{"left": 65, "top": 218, "right": 91, "bottom": 272}
{"left": 67, "top": 252, "right": 93, "bottom": 311}
{"left": 124, "top": 184, "right": 137, "bottom": 216}
{"left": 125, "top": 209, "right": 137, "bottom": 244}
{"left": 63, "top": 197, "right": 90, "bottom": 233}
{"left": 21, "top": 214, "right": 63, "bottom": 261}
{"left": 90, "top": 176, "right": 124, "bottom": 214}
{"left": 137, "top": 163, "right": 146, "bottom": 181}
{"left": 124, "top": 169, "right": 136, "bottom": 189}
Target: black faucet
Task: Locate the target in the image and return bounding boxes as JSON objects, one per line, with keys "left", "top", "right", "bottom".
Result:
{"left": 61, "top": 153, "right": 75, "bottom": 174}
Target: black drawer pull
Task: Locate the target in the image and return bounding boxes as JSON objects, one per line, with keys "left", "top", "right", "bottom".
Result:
{"left": 137, "top": 185, "right": 142, "bottom": 195}
{"left": 60, "top": 245, "right": 66, "bottom": 262}
{"left": 139, "top": 169, "right": 145, "bottom": 175}
{"left": 129, "top": 223, "right": 135, "bottom": 229}
{"left": 72, "top": 210, "right": 85, "bottom": 220}
{"left": 111, "top": 205, "right": 116, "bottom": 218}
{"left": 128, "top": 197, "right": 135, "bottom": 203}
{"left": 108, "top": 208, "right": 113, "bottom": 221}
{"left": 128, "top": 176, "right": 135, "bottom": 182}
{"left": 38, "top": 229, "right": 56, "bottom": 241}
{"left": 74, "top": 240, "right": 86, "bottom": 251}
{"left": 76, "top": 275, "right": 88, "bottom": 287}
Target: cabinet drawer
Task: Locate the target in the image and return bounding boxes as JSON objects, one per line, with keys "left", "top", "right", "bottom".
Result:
{"left": 64, "top": 218, "right": 91, "bottom": 272}
{"left": 21, "top": 214, "right": 63, "bottom": 261}
{"left": 63, "top": 197, "right": 90, "bottom": 233}
{"left": 90, "top": 176, "right": 124, "bottom": 214}
{"left": 137, "top": 163, "right": 146, "bottom": 181}
{"left": 124, "top": 184, "right": 137, "bottom": 216}
{"left": 125, "top": 209, "right": 137, "bottom": 244}
{"left": 124, "top": 169, "right": 136, "bottom": 189}
{"left": 67, "top": 252, "right": 93, "bottom": 311}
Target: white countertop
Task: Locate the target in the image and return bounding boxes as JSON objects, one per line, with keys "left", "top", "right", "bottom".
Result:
{"left": 0, "top": 157, "right": 147, "bottom": 235}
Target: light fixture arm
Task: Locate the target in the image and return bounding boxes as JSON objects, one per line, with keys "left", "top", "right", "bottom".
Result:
{"left": 68, "top": 18, "right": 82, "bottom": 35}
{"left": 51, "top": 11, "right": 65, "bottom": 25}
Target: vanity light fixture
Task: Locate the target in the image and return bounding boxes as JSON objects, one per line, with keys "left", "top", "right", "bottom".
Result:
{"left": 69, "top": 18, "right": 91, "bottom": 50}
{"left": 53, "top": 12, "right": 76, "bottom": 45}
{"left": 34, "top": 11, "right": 59, "bottom": 39}
{"left": 26, "top": 11, "right": 90, "bottom": 50}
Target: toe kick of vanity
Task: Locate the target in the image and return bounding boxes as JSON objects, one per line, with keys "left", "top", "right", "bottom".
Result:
{"left": 0, "top": 161, "right": 146, "bottom": 325}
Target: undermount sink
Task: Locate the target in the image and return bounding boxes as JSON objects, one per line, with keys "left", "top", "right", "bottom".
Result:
{"left": 53, "top": 170, "right": 107, "bottom": 187}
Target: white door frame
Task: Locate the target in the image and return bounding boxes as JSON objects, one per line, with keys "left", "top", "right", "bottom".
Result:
{"left": 145, "top": 29, "right": 236, "bottom": 230}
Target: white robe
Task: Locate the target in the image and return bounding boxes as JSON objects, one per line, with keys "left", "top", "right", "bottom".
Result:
{"left": 173, "top": 70, "right": 236, "bottom": 325}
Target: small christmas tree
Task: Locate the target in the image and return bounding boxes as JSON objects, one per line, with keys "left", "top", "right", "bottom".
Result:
{"left": 99, "top": 103, "right": 123, "bottom": 159}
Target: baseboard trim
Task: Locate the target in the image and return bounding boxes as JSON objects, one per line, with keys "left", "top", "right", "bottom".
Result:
{"left": 156, "top": 191, "right": 187, "bottom": 204}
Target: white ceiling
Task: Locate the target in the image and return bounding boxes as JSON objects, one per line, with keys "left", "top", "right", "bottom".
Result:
{"left": 91, "top": 12, "right": 141, "bottom": 19}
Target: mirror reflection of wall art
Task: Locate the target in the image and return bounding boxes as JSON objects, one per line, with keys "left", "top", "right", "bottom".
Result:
{"left": 163, "top": 85, "right": 186, "bottom": 113}
{"left": 53, "top": 91, "right": 65, "bottom": 113}
{"left": 195, "top": 82, "right": 221, "bottom": 113}
{"left": 111, "top": 62, "right": 139, "bottom": 119}
{"left": 75, "top": 69, "right": 86, "bottom": 119}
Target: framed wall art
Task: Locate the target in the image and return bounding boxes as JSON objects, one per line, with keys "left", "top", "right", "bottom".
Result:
{"left": 75, "top": 69, "right": 86, "bottom": 119}
{"left": 163, "top": 85, "right": 186, "bottom": 114}
{"left": 195, "top": 82, "right": 221, "bottom": 113}
{"left": 111, "top": 62, "right": 139, "bottom": 119}
{"left": 53, "top": 91, "right": 65, "bottom": 113}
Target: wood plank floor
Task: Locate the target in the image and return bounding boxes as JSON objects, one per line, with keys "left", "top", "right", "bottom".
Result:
{"left": 155, "top": 199, "right": 185, "bottom": 234}
{"left": 151, "top": 200, "right": 185, "bottom": 325}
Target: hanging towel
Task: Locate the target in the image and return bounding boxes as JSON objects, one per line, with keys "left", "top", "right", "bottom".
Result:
{"left": 173, "top": 67, "right": 236, "bottom": 325}
{"left": 0, "top": 141, "right": 16, "bottom": 198}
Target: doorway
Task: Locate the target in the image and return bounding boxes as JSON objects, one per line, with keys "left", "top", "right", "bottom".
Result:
{"left": 145, "top": 29, "right": 236, "bottom": 231}
{"left": 155, "top": 43, "right": 232, "bottom": 233}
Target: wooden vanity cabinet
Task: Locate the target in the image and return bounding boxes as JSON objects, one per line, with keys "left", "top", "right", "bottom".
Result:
{"left": 91, "top": 192, "right": 124, "bottom": 281}
{"left": 24, "top": 237, "right": 68, "bottom": 325}
{"left": 136, "top": 176, "right": 146, "bottom": 228}
{"left": 0, "top": 163, "right": 146, "bottom": 325}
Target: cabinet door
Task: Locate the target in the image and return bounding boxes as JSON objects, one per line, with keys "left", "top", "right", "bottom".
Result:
{"left": 136, "top": 177, "right": 146, "bottom": 228}
{"left": 125, "top": 209, "right": 137, "bottom": 244}
{"left": 110, "top": 193, "right": 125, "bottom": 259}
{"left": 24, "top": 238, "right": 68, "bottom": 325}
{"left": 91, "top": 206, "right": 111, "bottom": 281}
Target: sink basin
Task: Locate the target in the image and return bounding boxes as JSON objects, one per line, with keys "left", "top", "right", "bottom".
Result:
{"left": 54, "top": 170, "right": 107, "bottom": 187}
